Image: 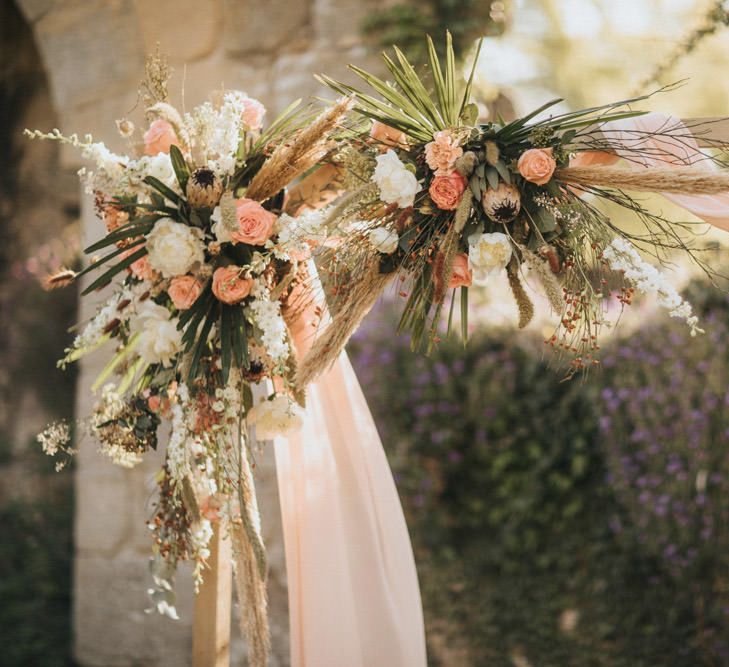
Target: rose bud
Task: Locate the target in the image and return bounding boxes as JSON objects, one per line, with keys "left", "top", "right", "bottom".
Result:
{"left": 481, "top": 182, "right": 521, "bottom": 224}
{"left": 186, "top": 168, "right": 223, "bottom": 209}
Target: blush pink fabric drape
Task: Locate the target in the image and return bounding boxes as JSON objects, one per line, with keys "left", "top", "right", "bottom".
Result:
{"left": 274, "top": 264, "right": 427, "bottom": 667}
{"left": 572, "top": 112, "right": 729, "bottom": 230}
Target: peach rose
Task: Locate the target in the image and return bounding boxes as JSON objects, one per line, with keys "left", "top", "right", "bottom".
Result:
{"left": 143, "top": 119, "right": 178, "bottom": 156}
{"left": 424, "top": 130, "right": 463, "bottom": 175}
{"left": 168, "top": 275, "right": 204, "bottom": 310}
{"left": 517, "top": 147, "right": 556, "bottom": 185}
{"left": 429, "top": 172, "right": 467, "bottom": 210}
{"left": 121, "top": 245, "right": 157, "bottom": 281}
{"left": 241, "top": 97, "right": 266, "bottom": 130}
{"left": 370, "top": 120, "right": 408, "bottom": 148}
{"left": 447, "top": 253, "right": 473, "bottom": 288}
{"left": 147, "top": 395, "right": 162, "bottom": 412}
{"left": 232, "top": 198, "right": 276, "bottom": 246}
{"left": 103, "top": 206, "right": 128, "bottom": 232}
{"left": 212, "top": 266, "right": 253, "bottom": 304}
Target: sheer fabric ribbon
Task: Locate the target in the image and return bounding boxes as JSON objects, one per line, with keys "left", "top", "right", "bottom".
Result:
{"left": 274, "top": 264, "right": 427, "bottom": 667}
{"left": 572, "top": 112, "right": 729, "bottom": 230}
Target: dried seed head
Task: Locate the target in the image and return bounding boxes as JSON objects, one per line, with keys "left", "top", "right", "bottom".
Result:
{"left": 186, "top": 168, "right": 223, "bottom": 209}
{"left": 116, "top": 118, "right": 135, "bottom": 138}
{"left": 455, "top": 151, "right": 479, "bottom": 177}
{"left": 484, "top": 141, "right": 500, "bottom": 166}
{"left": 481, "top": 182, "right": 521, "bottom": 224}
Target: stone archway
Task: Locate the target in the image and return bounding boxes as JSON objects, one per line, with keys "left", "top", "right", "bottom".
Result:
{"left": 13, "top": 1, "right": 381, "bottom": 664}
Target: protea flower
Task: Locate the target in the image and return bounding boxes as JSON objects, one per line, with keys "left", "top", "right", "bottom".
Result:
{"left": 481, "top": 182, "right": 521, "bottom": 223}
{"left": 186, "top": 168, "right": 223, "bottom": 209}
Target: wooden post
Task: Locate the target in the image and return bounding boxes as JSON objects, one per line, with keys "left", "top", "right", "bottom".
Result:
{"left": 193, "top": 520, "right": 233, "bottom": 667}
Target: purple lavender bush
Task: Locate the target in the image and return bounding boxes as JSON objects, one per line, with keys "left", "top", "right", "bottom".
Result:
{"left": 348, "top": 285, "right": 729, "bottom": 666}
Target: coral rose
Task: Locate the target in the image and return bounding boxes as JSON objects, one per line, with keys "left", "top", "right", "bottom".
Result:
{"left": 517, "top": 147, "right": 556, "bottom": 185}
{"left": 232, "top": 198, "right": 276, "bottom": 246}
{"left": 424, "top": 130, "right": 463, "bottom": 175}
{"left": 212, "top": 266, "right": 253, "bottom": 304}
{"left": 429, "top": 172, "right": 467, "bottom": 210}
{"left": 168, "top": 275, "right": 204, "bottom": 310}
{"left": 143, "top": 119, "right": 178, "bottom": 156}
{"left": 370, "top": 120, "right": 408, "bottom": 148}
{"left": 447, "top": 253, "right": 473, "bottom": 288}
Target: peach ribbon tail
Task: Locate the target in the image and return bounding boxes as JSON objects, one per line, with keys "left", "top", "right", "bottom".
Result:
{"left": 274, "top": 262, "right": 427, "bottom": 667}
{"left": 571, "top": 113, "right": 729, "bottom": 231}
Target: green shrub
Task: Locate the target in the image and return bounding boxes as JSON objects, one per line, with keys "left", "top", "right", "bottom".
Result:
{"left": 349, "top": 295, "right": 729, "bottom": 666}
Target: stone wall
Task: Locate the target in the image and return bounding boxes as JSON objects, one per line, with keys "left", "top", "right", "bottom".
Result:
{"left": 14, "top": 1, "right": 382, "bottom": 664}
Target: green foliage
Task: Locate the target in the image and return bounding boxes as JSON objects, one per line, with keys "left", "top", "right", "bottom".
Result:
{"left": 361, "top": 0, "right": 503, "bottom": 65}
{"left": 0, "top": 446, "right": 76, "bottom": 667}
{"left": 349, "top": 294, "right": 729, "bottom": 666}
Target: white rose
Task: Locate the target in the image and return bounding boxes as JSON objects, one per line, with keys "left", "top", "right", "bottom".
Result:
{"left": 146, "top": 218, "right": 205, "bottom": 278}
{"left": 247, "top": 395, "right": 304, "bottom": 440}
{"left": 368, "top": 227, "right": 399, "bottom": 254}
{"left": 137, "top": 153, "right": 177, "bottom": 190}
{"left": 467, "top": 232, "right": 512, "bottom": 284}
{"left": 132, "top": 301, "right": 183, "bottom": 367}
{"left": 372, "top": 149, "right": 420, "bottom": 208}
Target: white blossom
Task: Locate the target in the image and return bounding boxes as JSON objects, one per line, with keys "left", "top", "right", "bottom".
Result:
{"left": 368, "top": 227, "right": 399, "bottom": 254}
{"left": 467, "top": 232, "right": 513, "bottom": 284}
{"left": 146, "top": 218, "right": 205, "bottom": 278}
{"left": 247, "top": 395, "right": 304, "bottom": 440}
{"left": 372, "top": 149, "right": 420, "bottom": 208}
{"left": 602, "top": 237, "right": 703, "bottom": 335}
{"left": 132, "top": 301, "right": 183, "bottom": 366}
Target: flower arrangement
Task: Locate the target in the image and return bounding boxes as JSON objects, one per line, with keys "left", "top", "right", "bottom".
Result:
{"left": 296, "top": 34, "right": 729, "bottom": 385}
{"left": 30, "top": 55, "right": 349, "bottom": 664}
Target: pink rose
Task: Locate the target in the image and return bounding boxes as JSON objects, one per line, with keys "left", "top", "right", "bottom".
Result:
{"left": 212, "top": 266, "right": 253, "bottom": 304}
{"left": 429, "top": 172, "right": 467, "bottom": 211}
{"left": 241, "top": 97, "right": 266, "bottom": 130}
{"left": 168, "top": 275, "right": 204, "bottom": 310}
{"left": 232, "top": 198, "right": 276, "bottom": 246}
{"left": 143, "top": 119, "right": 178, "bottom": 156}
{"left": 370, "top": 120, "right": 408, "bottom": 148}
{"left": 448, "top": 253, "right": 473, "bottom": 288}
{"left": 517, "top": 148, "right": 556, "bottom": 185}
{"left": 424, "top": 130, "right": 463, "bottom": 175}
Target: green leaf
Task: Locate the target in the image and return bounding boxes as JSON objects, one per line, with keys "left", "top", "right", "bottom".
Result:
{"left": 460, "top": 286, "right": 469, "bottom": 344}
{"left": 460, "top": 102, "right": 479, "bottom": 127}
{"left": 188, "top": 301, "right": 217, "bottom": 381}
{"left": 84, "top": 217, "right": 159, "bottom": 254}
{"left": 486, "top": 166, "right": 499, "bottom": 190}
{"left": 143, "top": 175, "right": 182, "bottom": 206}
{"left": 169, "top": 145, "right": 190, "bottom": 191}
{"left": 459, "top": 37, "right": 483, "bottom": 120}
{"left": 494, "top": 160, "right": 511, "bottom": 184}
{"left": 178, "top": 284, "right": 213, "bottom": 330}
{"left": 81, "top": 245, "right": 147, "bottom": 295}
{"left": 230, "top": 306, "right": 250, "bottom": 369}
{"left": 220, "top": 305, "right": 232, "bottom": 384}
{"left": 77, "top": 239, "right": 145, "bottom": 279}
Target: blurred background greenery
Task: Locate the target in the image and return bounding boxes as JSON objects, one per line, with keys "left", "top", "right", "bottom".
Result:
{"left": 3, "top": 0, "right": 729, "bottom": 665}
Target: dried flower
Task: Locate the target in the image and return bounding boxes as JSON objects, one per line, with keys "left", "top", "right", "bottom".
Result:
{"left": 484, "top": 141, "right": 500, "bottom": 166}
{"left": 454, "top": 151, "right": 479, "bottom": 177}
{"left": 116, "top": 118, "right": 135, "bottom": 138}
{"left": 186, "top": 168, "right": 223, "bottom": 208}
{"left": 481, "top": 182, "right": 521, "bottom": 223}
